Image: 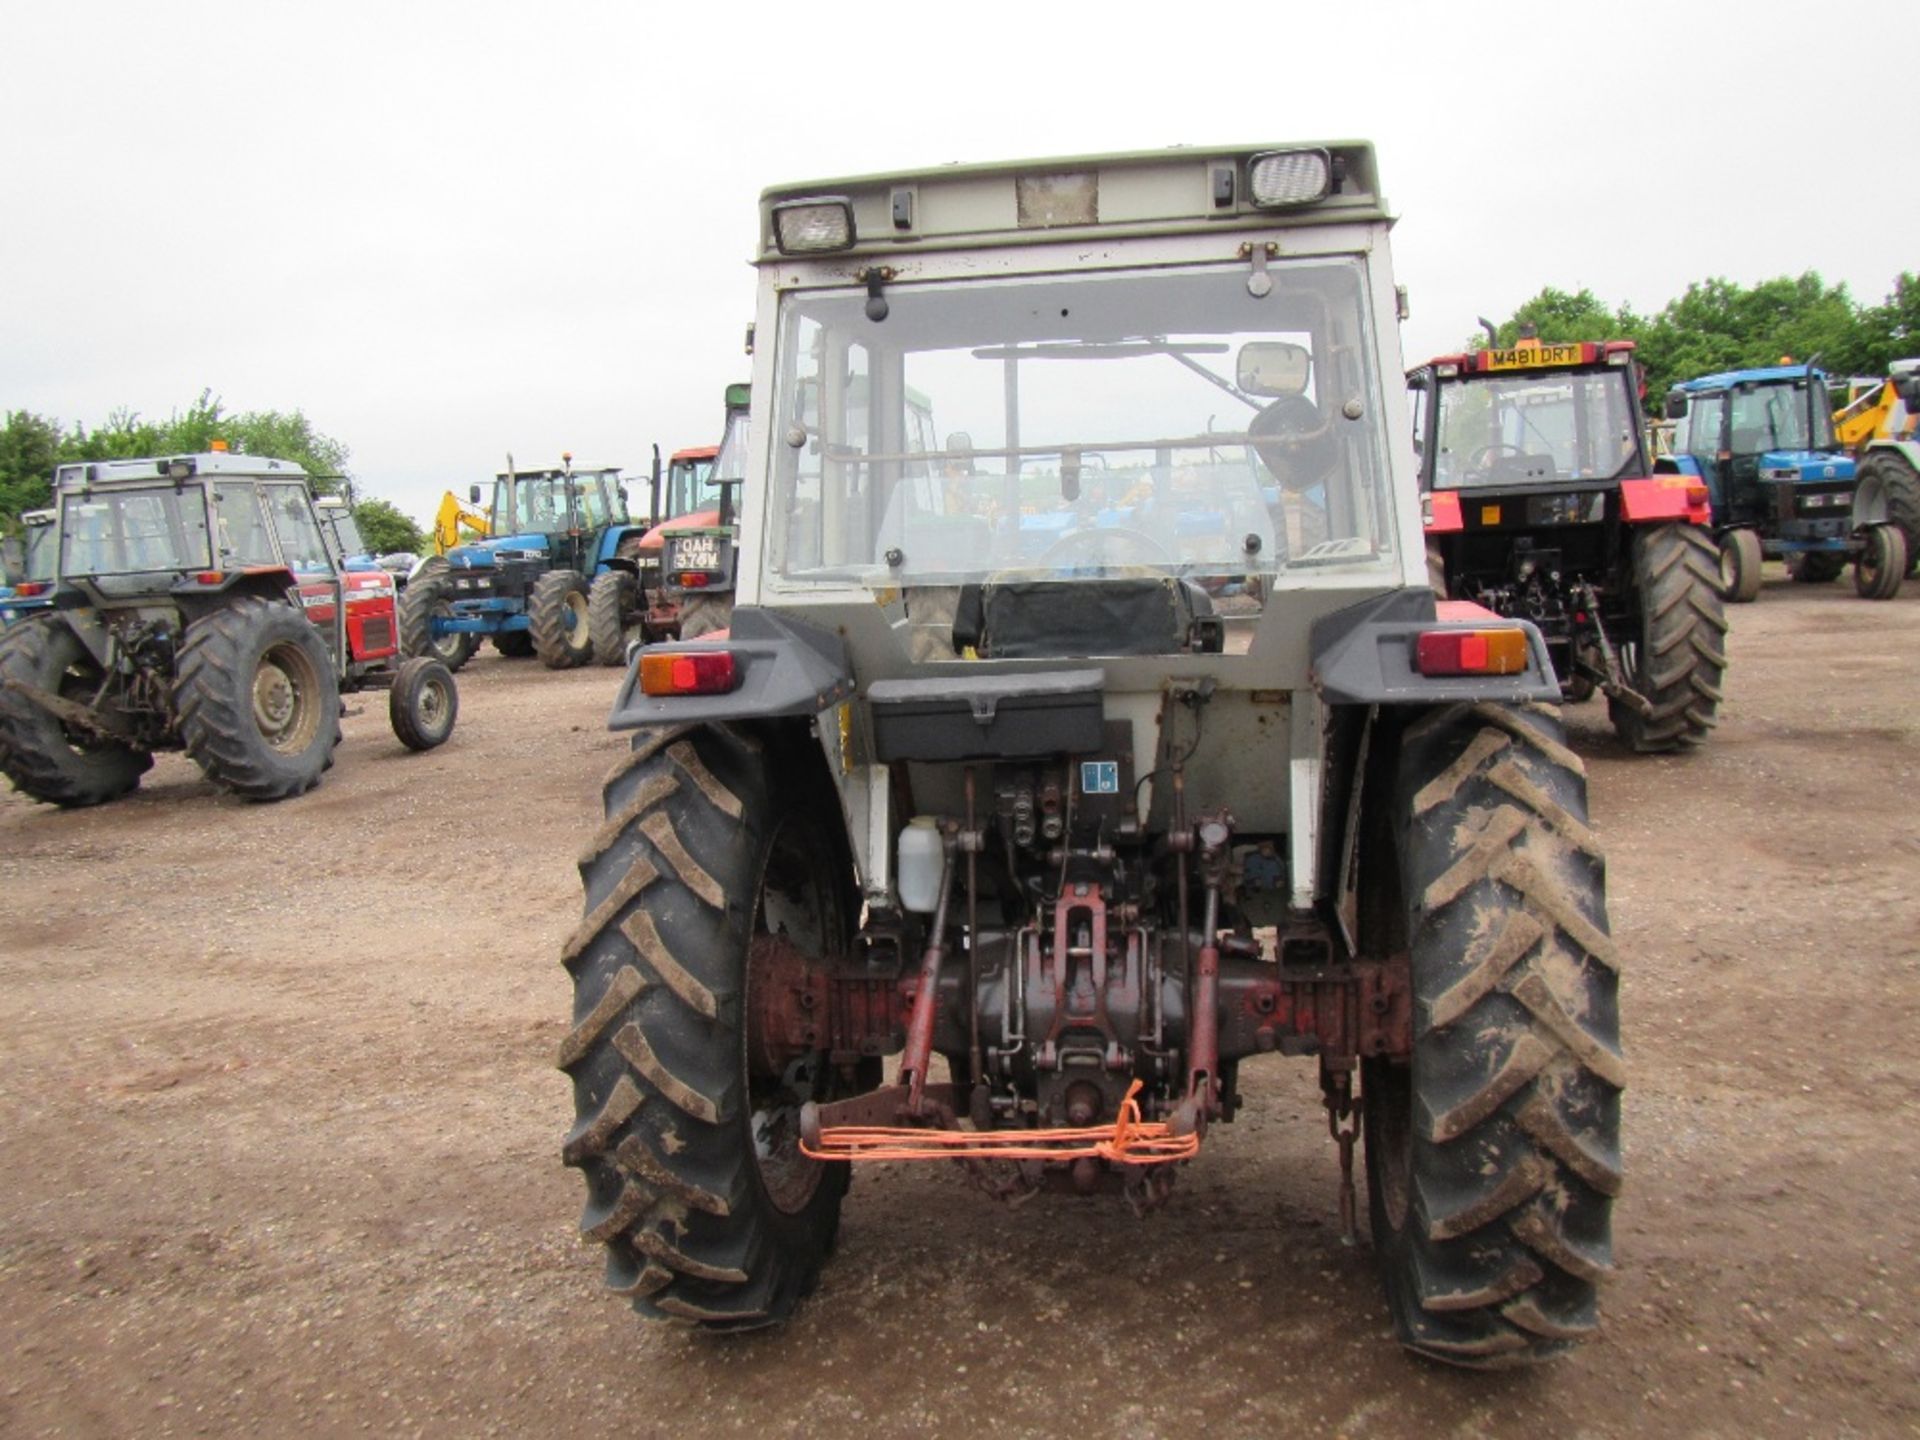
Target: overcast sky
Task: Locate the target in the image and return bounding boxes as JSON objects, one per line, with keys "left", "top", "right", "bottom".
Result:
{"left": 5, "top": 0, "right": 1913, "bottom": 524}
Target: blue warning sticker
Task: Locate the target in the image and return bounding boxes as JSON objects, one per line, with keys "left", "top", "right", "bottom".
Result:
{"left": 1080, "top": 760, "right": 1119, "bottom": 795}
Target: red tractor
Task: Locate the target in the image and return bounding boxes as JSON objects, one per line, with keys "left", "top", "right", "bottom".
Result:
{"left": 1409, "top": 336, "right": 1728, "bottom": 751}
{"left": 0, "top": 452, "right": 455, "bottom": 808}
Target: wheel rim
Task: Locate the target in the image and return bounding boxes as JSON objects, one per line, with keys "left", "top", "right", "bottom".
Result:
{"left": 1717, "top": 542, "right": 1738, "bottom": 593}
{"left": 562, "top": 591, "right": 589, "bottom": 647}
{"left": 251, "top": 640, "right": 322, "bottom": 753}
{"left": 416, "top": 676, "right": 448, "bottom": 730}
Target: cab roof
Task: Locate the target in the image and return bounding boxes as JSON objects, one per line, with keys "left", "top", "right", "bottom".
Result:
{"left": 54, "top": 452, "right": 308, "bottom": 488}
{"left": 757, "top": 142, "right": 1388, "bottom": 261}
{"left": 669, "top": 446, "right": 720, "bottom": 464}
{"left": 1673, "top": 364, "right": 1826, "bottom": 393}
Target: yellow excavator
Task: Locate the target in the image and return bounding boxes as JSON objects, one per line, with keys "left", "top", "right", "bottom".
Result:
{"left": 1832, "top": 360, "right": 1920, "bottom": 573}
{"left": 432, "top": 490, "right": 491, "bottom": 554}
{"left": 1833, "top": 361, "right": 1920, "bottom": 448}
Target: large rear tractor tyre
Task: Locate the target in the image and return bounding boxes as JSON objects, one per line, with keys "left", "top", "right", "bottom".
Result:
{"left": 1858, "top": 450, "right": 1920, "bottom": 577}
{"left": 588, "top": 571, "right": 640, "bottom": 667}
{"left": 531, "top": 569, "right": 593, "bottom": 669}
{"left": 388, "top": 656, "right": 458, "bottom": 751}
{"left": 1716, "top": 527, "right": 1763, "bottom": 603}
{"left": 1853, "top": 524, "right": 1907, "bottom": 600}
{"left": 1365, "top": 702, "right": 1621, "bottom": 1368}
{"left": 397, "top": 570, "right": 477, "bottom": 672}
{"left": 678, "top": 595, "right": 734, "bottom": 640}
{"left": 0, "top": 616, "right": 152, "bottom": 807}
{"left": 1610, "top": 523, "right": 1727, "bottom": 753}
{"left": 176, "top": 599, "right": 341, "bottom": 801}
{"left": 561, "top": 723, "right": 856, "bottom": 1328}
{"left": 492, "top": 630, "right": 536, "bottom": 658}
{"left": 1785, "top": 550, "right": 1844, "bottom": 584}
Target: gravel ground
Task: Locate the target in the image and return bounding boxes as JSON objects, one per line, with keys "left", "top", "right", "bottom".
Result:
{"left": 2, "top": 570, "right": 1917, "bottom": 1438}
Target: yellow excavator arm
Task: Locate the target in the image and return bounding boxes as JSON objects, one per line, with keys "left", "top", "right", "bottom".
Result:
{"left": 434, "top": 491, "right": 491, "bottom": 554}
{"left": 1833, "top": 364, "right": 1920, "bottom": 449}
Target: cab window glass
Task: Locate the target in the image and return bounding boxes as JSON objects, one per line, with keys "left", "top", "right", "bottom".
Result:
{"left": 1686, "top": 394, "right": 1725, "bottom": 460}
{"left": 214, "top": 487, "right": 277, "bottom": 565}
{"left": 265, "top": 486, "right": 333, "bottom": 572}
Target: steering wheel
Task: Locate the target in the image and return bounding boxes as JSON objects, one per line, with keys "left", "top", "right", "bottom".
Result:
{"left": 1039, "top": 526, "right": 1174, "bottom": 569}
{"left": 1467, "top": 443, "right": 1526, "bottom": 473}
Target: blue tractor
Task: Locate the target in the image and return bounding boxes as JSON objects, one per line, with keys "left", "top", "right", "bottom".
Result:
{"left": 1661, "top": 364, "right": 1906, "bottom": 601}
{"left": 399, "top": 457, "right": 648, "bottom": 670}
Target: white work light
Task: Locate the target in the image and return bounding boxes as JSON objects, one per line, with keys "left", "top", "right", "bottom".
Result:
{"left": 771, "top": 197, "right": 856, "bottom": 254}
{"left": 1247, "top": 149, "right": 1333, "bottom": 208}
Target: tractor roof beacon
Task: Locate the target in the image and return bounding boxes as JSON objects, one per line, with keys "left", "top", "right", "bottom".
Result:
{"left": 1410, "top": 337, "right": 1728, "bottom": 752}
{"left": 0, "top": 452, "right": 456, "bottom": 809}
{"left": 563, "top": 145, "right": 1621, "bottom": 1366}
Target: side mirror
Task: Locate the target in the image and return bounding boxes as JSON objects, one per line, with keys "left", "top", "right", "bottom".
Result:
{"left": 1663, "top": 392, "right": 1689, "bottom": 421}
{"left": 1237, "top": 341, "right": 1312, "bottom": 397}
{"left": 469, "top": 484, "right": 482, "bottom": 505}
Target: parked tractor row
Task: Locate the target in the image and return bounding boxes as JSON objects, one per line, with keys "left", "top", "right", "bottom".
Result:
{"left": 393, "top": 384, "right": 748, "bottom": 673}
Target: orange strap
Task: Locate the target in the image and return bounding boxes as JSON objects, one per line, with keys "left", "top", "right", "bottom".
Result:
{"left": 800, "top": 1080, "right": 1199, "bottom": 1166}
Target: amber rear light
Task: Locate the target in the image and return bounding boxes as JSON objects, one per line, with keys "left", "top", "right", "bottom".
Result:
{"left": 13, "top": 581, "right": 49, "bottom": 597}
{"left": 1415, "top": 628, "right": 1528, "bottom": 676}
{"left": 639, "top": 650, "right": 737, "bottom": 696}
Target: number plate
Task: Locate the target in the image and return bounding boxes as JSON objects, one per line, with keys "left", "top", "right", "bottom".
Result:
{"left": 1483, "top": 343, "right": 1584, "bottom": 371}
{"left": 668, "top": 534, "right": 722, "bottom": 571}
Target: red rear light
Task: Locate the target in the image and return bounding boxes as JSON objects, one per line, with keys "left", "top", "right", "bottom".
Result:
{"left": 639, "top": 649, "right": 737, "bottom": 696}
{"left": 1424, "top": 491, "right": 1464, "bottom": 534}
{"left": 195, "top": 571, "right": 225, "bottom": 586}
{"left": 13, "top": 581, "right": 48, "bottom": 597}
{"left": 1415, "top": 628, "right": 1528, "bottom": 676}
{"left": 678, "top": 572, "right": 711, "bottom": 588}
{"left": 1686, "top": 483, "right": 1709, "bottom": 507}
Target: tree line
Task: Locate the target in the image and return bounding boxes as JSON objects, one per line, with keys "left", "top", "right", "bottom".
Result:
{"left": 0, "top": 390, "right": 423, "bottom": 553}
{"left": 1478, "top": 271, "right": 1920, "bottom": 408}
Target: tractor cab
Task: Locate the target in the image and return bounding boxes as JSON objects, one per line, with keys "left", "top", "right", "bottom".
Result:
{"left": 1, "top": 509, "right": 57, "bottom": 627}
{"left": 658, "top": 444, "right": 720, "bottom": 524}
{"left": 474, "top": 461, "right": 631, "bottom": 574}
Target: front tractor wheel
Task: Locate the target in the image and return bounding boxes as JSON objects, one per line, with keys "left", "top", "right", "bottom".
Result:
{"left": 0, "top": 616, "right": 152, "bottom": 807}
{"left": 175, "top": 599, "right": 342, "bottom": 801}
{"left": 530, "top": 569, "right": 593, "bottom": 669}
{"left": 397, "top": 569, "right": 478, "bottom": 672}
{"left": 388, "top": 656, "right": 458, "bottom": 751}
{"left": 1854, "top": 524, "right": 1907, "bottom": 600}
{"left": 1365, "top": 702, "right": 1621, "bottom": 1367}
{"left": 1857, "top": 450, "right": 1920, "bottom": 577}
{"left": 1611, "top": 523, "right": 1727, "bottom": 753}
{"left": 560, "top": 723, "right": 855, "bottom": 1327}
{"left": 587, "top": 570, "right": 639, "bottom": 667}
{"left": 1717, "top": 527, "right": 1763, "bottom": 603}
